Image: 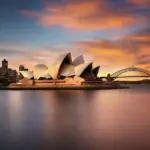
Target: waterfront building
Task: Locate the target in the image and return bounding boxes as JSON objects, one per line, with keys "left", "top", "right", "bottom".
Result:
{"left": 2, "top": 59, "right": 8, "bottom": 70}
{"left": 19, "top": 65, "right": 28, "bottom": 71}
{"left": 8, "top": 69, "right": 18, "bottom": 83}
{"left": 34, "top": 64, "right": 48, "bottom": 79}
{"left": 0, "top": 59, "right": 8, "bottom": 77}
{"left": 19, "top": 65, "right": 29, "bottom": 79}
{"left": 92, "top": 65, "right": 100, "bottom": 77}
{"left": 20, "top": 71, "right": 33, "bottom": 79}
{"left": 18, "top": 53, "right": 101, "bottom": 86}
{"left": 0, "top": 59, "right": 18, "bottom": 83}
{"left": 73, "top": 55, "right": 84, "bottom": 66}
{"left": 19, "top": 65, "right": 25, "bottom": 71}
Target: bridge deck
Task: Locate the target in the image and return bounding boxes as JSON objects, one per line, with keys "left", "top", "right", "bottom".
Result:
{"left": 112, "top": 76, "right": 150, "bottom": 78}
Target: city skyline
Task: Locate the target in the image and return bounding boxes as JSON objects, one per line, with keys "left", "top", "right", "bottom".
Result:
{"left": 0, "top": 0, "right": 149, "bottom": 76}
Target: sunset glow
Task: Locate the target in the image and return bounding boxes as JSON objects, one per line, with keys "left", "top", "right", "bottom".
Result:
{"left": 0, "top": 0, "right": 149, "bottom": 76}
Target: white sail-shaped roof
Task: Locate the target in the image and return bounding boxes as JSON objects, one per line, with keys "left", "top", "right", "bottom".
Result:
{"left": 73, "top": 55, "right": 84, "bottom": 66}
{"left": 33, "top": 64, "right": 48, "bottom": 79}
{"left": 60, "top": 64, "right": 75, "bottom": 77}
{"left": 92, "top": 66, "right": 100, "bottom": 77}
{"left": 75, "top": 62, "right": 93, "bottom": 77}
{"left": 49, "top": 53, "right": 73, "bottom": 79}
{"left": 44, "top": 73, "right": 52, "bottom": 79}
{"left": 20, "top": 71, "right": 33, "bottom": 79}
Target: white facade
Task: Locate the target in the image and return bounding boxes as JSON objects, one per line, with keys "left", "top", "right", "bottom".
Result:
{"left": 75, "top": 62, "right": 93, "bottom": 77}
{"left": 49, "top": 53, "right": 72, "bottom": 79}
{"left": 60, "top": 64, "right": 75, "bottom": 77}
{"left": 73, "top": 55, "right": 84, "bottom": 67}
{"left": 20, "top": 71, "right": 33, "bottom": 79}
{"left": 33, "top": 64, "right": 48, "bottom": 79}
{"left": 20, "top": 53, "right": 100, "bottom": 80}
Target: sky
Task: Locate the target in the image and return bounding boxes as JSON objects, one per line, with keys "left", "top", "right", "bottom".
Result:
{"left": 0, "top": 0, "right": 149, "bottom": 76}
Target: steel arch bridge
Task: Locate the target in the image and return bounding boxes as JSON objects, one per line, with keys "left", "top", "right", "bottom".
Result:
{"left": 111, "top": 67, "right": 150, "bottom": 79}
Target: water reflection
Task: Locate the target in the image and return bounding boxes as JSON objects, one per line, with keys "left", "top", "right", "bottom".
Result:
{"left": 0, "top": 86, "right": 150, "bottom": 150}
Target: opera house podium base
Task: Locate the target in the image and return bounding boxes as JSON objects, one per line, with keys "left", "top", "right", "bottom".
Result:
{"left": 6, "top": 84, "right": 129, "bottom": 90}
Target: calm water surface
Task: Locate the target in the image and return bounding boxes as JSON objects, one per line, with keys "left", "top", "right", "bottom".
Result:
{"left": 0, "top": 85, "right": 150, "bottom": 150}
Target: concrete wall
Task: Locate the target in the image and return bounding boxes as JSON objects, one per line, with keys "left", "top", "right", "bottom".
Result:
{"left": 20, "top": 78, "right": 33, "bottom": 85}
{"left": 19, "top": 77, "right": 85, "bottom": 86}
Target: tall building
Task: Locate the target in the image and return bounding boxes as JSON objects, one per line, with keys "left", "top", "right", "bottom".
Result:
{"left": 19, "top": 65, "right": 28, "bottom": 71}
{"left": 2, "top": 59, "right": 8, "bottom": 70}
{"left": 19, "top": 65, "right": 25, "bottom": 71}
{"left": 0, "top": 59, "right": 18, "bottom": 83}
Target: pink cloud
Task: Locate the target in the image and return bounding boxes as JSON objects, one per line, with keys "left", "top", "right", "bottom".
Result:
{"left": 21, "top": 0, "right": 146, "bottom": 30}
{"left": 74, "top": 30, "right": 150, "bottom": 75}
{"left": 128, "top": 0, "right": 149, "bottom": 7}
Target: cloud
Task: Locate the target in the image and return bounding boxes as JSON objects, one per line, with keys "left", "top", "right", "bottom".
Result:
{"left": 75, "top": 40, "right": 135, "bottom": 66}
{"left": 136, "top": 55, "right": 150, "bottom": 66}
{"left": 1, "top": 28, "right": 149, "bottom": 76}
{"left": 74, "top": 28, "right": 150, "bottom": 74}
{"left": 124, "top": 28, "right": 150, "bottom": 43}
{"left": 127, "top": 0, "right": 149, "bottom": 7}
{"left": 0, "top": 44, "right": 59, "bottom": 70}
{"left": 0, "top": 49, "right": 23, "bottom": 56}
{"left": 0, "top": 44, "right": 26, "bottom": 57}
{"left": 21, "top": 0, "right": 146, "bottom": 30}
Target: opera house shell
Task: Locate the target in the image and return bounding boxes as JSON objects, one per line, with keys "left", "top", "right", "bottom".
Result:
{"left": 20, "top": 71, "right": 33, "bottom": 79}
{"left": 19, "top": 53, "right": 100, "bottom": 80}
{"left": 34, "top": 64, "right": 48, "bottom": 79}
{"left": 92, "top": 65, "right": 100, "bottom": 78}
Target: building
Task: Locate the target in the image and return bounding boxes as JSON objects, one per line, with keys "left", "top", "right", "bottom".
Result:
{"left": 0, "top": 59, "right": 18, "bottom": 83}
{"left": 19, "top": 65, "right": 28, "bottom": 71}
{"left": 2, "top": 59, "right": 8, "bottom": 70}
{"left": 19, "top": 53, "right": 101, "bottom": 86}
{"left": 8, "top": 68, "right": 18, "bottom": 83}
{"left": 19, "top": 65, "right": 29, "bottom": 80}
{"left": 20, "top": 53, "right": 100, "bottom": 80}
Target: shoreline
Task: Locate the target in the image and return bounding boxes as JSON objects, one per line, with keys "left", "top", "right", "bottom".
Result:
{"left": 0, "top": 85, "right": 129, "bottom": 90}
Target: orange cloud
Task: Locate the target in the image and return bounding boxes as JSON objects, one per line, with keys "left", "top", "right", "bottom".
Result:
{"left": 74, "top": 29, "right": 150, "bottom": 75}
{"left": 128, "top": 0, "right": 149, "bottom": 6}
{"left": 21, "top": 0, "right": 145, "bottom": 30}
{"left": 76, "top": 40, "right": 135, "bottom": 66}
{"left": 1, "top": 28, "right": 150, "bottom": 76}
{"left": 0, "top": 44, "right": 59, "bottom": 71}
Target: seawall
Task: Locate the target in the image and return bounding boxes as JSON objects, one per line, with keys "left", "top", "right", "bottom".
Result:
{"left": 0, "top": 85, "right": 129, "bottom": 90}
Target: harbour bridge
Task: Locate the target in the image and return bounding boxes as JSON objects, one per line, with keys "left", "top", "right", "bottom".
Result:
{"left": 100, "top": 67, "right": 150, "bottom": 81}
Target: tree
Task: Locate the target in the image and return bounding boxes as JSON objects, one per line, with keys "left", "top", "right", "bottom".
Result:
{"left": 0, "top": 77, "right": 10, "bottom": 87}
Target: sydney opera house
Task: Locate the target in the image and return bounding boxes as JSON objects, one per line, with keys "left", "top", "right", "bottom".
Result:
{"left": 18, "top": 53, "right": 101, "bottom": 86}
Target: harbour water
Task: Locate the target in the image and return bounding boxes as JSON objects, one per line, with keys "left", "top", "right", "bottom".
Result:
{"left": 0, "top": 84, "right": 150, "bottom": 150}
